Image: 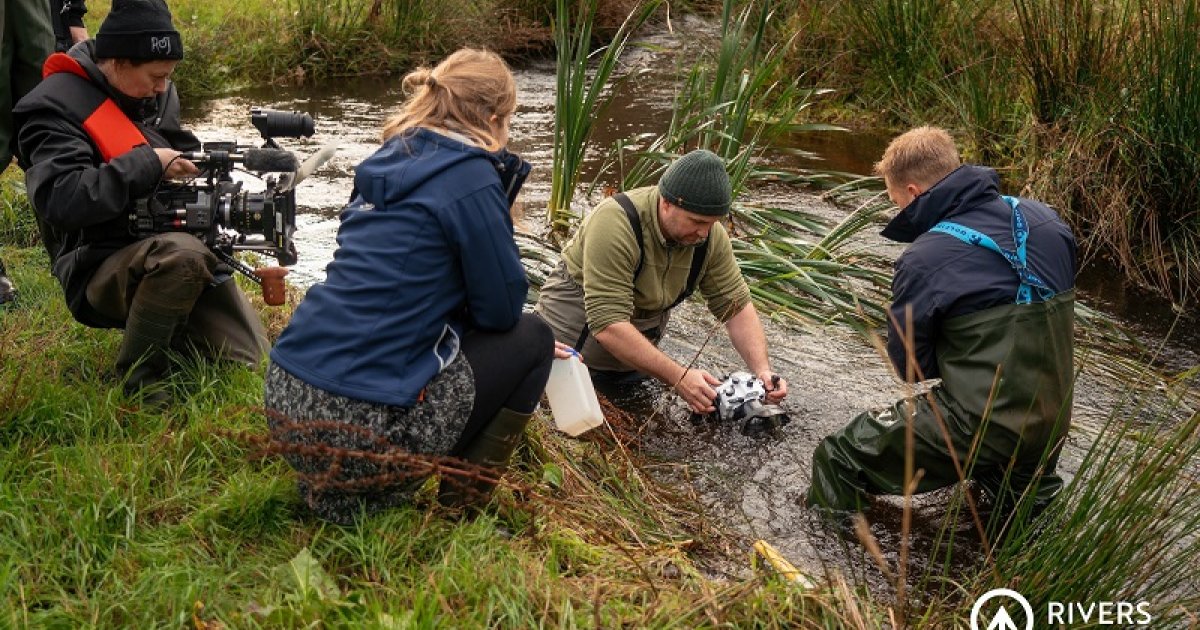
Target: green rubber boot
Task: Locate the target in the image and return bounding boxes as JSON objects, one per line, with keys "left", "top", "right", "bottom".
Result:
{"left": 438, "top": 408, "right": 533, "bottom": 509}
{"left": 117, "top": 304, "right": 183, "bottom": 408}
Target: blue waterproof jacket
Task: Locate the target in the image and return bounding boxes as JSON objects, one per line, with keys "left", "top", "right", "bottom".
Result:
{"left": 881, "top": 165, "right": 1076, "bottom": 382}
{"left": 271, "top": 128, "right": 530, "bottom": 406}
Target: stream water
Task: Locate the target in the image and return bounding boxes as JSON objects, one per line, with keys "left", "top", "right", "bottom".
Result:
{"left": 181, "top": 15, "right": 1198, "bottom": 601}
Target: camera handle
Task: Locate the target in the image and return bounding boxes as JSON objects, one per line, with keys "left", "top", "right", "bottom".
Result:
{"left": 215, "top": 249, "right": 263, "bottom": 285}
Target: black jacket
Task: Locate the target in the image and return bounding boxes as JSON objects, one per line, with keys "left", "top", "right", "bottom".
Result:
{"left": 51, "top": 0, "right": 88, "bottom": 52}
{"left": 13, "top": 41, "right": 200, "bottom": 327}
{"left": 881, "top": 165, "right": 1076, "bottom": 381}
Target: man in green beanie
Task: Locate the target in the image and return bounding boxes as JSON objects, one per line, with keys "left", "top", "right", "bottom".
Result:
{"left": 536, "top": 149, "right": 788, "bottom": 413}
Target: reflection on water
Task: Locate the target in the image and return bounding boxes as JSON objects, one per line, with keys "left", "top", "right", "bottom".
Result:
{"left": 181, "top": 21, "right": 1196, "bottom": 599}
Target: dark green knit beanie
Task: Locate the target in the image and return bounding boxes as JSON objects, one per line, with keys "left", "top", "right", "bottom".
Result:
{"left": 658, "top": 149, "right": 732, "bottom": 216}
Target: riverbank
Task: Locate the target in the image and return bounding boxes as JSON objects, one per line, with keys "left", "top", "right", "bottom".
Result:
{"left": 81, "top": 0, "right": 670, "bottom": 97}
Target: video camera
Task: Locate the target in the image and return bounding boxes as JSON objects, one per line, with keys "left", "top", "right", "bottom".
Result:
{"left": 131, "top": 108, "right": 336, "bottom": 298}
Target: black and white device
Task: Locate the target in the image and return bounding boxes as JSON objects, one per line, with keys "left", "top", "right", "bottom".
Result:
{"left": 701, "top": 371, "right": 791, "bottom": 437}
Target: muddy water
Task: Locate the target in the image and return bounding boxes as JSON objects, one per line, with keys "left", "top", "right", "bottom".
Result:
{"left": 181, "top": 16, "right": 1198, "bottom": 600}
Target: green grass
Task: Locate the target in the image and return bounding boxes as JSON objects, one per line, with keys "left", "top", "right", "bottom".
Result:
{"left": 1, "top": 246, "right": 894, "bottom": 627}
{"left": 954, "top": 386, "right": 1200, "bottom": 627}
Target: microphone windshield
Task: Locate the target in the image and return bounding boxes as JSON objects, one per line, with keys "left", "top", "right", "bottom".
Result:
{"left": 242, "top": 148, "right": 299, "bottom": 172}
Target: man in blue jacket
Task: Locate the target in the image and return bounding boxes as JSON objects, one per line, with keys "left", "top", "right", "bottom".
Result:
{"left": 807, "top": 127, "right": 1076, "bottom": 525}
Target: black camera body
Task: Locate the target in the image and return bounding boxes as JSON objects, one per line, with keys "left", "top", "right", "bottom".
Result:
{"left": 131, "top": 108, "right": 316, "bottom": 278}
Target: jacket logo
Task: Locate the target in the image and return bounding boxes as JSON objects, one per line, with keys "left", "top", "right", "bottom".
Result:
{"left": 150, "top": 36, "right": 172, "bottom": 55}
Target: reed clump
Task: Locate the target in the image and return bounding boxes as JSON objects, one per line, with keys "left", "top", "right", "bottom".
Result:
{"left": 777, "top": 0, "right": 1200, "bottom": 306}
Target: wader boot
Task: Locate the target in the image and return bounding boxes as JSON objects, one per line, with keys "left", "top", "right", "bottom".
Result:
{"left": 0, "top": 259, "right": 15, "bottom": 305}
{"left": 117, "top": 298, "right": 186, "bottom": 408}
{"left": 438, "top": 407, "right": 533, "bottom": 509}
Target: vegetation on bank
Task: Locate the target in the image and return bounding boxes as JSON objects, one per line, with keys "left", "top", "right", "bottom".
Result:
{"left": 776, "top": 0, "right": 1200, "bottom": 305}
{"left": 4, "top": 168, "right": 1198, "bottom": 624}
{"left": 78, "top": 0, "right": 668, "bottom": 97}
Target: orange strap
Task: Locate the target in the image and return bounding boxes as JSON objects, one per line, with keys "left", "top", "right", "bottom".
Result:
{"left": 42, "top": 52, "right": 149, "bottom": 162}
{"left": 82, "top": 99, "right": 148, "bottom": 162}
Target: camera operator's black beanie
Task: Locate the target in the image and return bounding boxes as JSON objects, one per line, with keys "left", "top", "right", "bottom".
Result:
{"left": 95, "top": 0, "right": 183, "bottom": 60}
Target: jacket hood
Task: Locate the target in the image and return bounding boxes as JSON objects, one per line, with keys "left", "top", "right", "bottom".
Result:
{"left": 65, "top": 41, "right": 164, "bottom": 121}
{"left": 352, "top": 128, "right": 529, "bottom": 209}
{"left": 881, "top": 165, "right": 1003, "bottom": 243}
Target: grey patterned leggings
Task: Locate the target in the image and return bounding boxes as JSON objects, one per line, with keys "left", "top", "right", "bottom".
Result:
{"left": 264, "top": 314, "right": 555, "bottom": 523}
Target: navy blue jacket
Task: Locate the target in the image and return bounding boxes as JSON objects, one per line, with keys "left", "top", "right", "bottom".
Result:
{"left": 271, "top": 129, "right": 530, "bottom": 406}
{"left": 882, "top": 165, "right": 1076, "bottom": 381}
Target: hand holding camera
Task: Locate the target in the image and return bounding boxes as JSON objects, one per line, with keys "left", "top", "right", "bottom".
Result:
{"left": 153, "top": 148, "right": 198, "bottom": 178}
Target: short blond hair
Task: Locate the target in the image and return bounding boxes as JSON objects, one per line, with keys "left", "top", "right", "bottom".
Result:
{"left": 874, "top": 126, "right": 961, "bottom": 188}
{"left": 381, "top": 48, "right": 516, "bottom": 152}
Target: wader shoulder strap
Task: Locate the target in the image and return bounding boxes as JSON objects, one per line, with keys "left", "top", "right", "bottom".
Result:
{"left": 929, "top": 195, "right": 1056, "bottom": 304}
{"left": 613, "top": 193, "right": 645, "bottom": 281}
{"left": 670, "top": 238, "right": 708, "bottom": 308}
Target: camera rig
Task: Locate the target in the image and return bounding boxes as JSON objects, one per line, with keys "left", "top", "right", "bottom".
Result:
{"left": 131, "top": 108, "right": 333, "bottom": 286}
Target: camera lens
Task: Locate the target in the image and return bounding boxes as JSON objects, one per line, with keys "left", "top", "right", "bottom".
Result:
{"left": 251, "top": 108, "right": 315, "bottom": 139}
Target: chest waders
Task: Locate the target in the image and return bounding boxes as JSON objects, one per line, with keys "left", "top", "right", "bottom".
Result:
{"left": 807, "top": 195, "right": 1070, "bottom": 517}
{"left": 568, "top": 192, "right": 708, "bottom": 371}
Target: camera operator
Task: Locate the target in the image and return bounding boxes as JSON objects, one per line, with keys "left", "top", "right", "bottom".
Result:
{"left": 13, "top": 0, "right": 269, "bottom": 405}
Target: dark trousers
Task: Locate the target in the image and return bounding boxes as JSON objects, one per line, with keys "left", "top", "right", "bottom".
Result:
{"left": 454, "top": 313, "right": 556, "bottom": 451}
{"left": 85, "top": 233, "right": 269, "bottom": 368}
{"left": 807, "top": 387, "right": 1064, "bottom": 514}
{"left": 1, "top": 0, "right": 54, "bottom": 166}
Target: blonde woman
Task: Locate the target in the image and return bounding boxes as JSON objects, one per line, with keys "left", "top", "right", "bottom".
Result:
{"left": 266, "top": 49, "right": 566, "bottom": 523}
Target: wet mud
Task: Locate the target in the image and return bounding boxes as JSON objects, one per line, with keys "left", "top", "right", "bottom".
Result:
{"left": 181, "top": 15, "right": 1198, "bottom": 600}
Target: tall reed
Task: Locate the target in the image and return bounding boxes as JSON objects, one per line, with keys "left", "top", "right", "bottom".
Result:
{"left": 1117, "top": 0, "right": 1200, "bottom": 300}
{"left": 608, "top": 0, "right": 891, "bottom": 330}
{"left": 842, "top": 0, "right": 947, "bottom": 117}
{"left": 1010, "top": 0, "right": 1129, "bottom": 127}
{"left": 548, "top": 0, "right": 660, "bottom": 235}
{"left": 617, "top": 0, "right": 825, "bottom": 195}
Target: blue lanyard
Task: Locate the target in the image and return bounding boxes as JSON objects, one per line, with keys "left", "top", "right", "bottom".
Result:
{"left": 929, "top": 196, "right": 1056, "bottom": 304}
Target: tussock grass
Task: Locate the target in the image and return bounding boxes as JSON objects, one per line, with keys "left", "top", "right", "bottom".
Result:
{"left": 778, "top": 0, "right": 1200, "bottom": 305}
{"left": 953, "top": 382, "right": 1200, "bottom": 626}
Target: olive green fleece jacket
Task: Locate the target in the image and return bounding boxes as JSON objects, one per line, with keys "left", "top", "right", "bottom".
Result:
{"left": 536, "top": 186, "right": 750, "bottom": 366}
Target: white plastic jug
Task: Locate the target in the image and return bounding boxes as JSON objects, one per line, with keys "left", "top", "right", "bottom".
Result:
{"left": 545, "top": 350, "right": 605, "bottom": 436}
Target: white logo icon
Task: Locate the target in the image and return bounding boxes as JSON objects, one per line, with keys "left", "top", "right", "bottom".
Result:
{"left": 150, "top": 36, "right": 172, "bottom": 55}
{"left": 971, "top": 588, "right": 1034, "bottom": 630}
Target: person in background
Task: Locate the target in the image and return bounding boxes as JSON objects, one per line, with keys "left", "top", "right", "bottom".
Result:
{"left": 535, "top": 149, "right": 788, "bottom": 414}
{"left": 51, "top": 0, "right": 88, "bottom": 52}
{"left": 1, "top": 0, "right": 56, "bottom": 305}
{"left": 806, "top": 127, "right": 1076, "bottom": 526}
{"left": 14, "top": 0, "right": 269, "bottom": 404}
{"left": 265, "top": 48, "right": 568, "bottom": 524}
